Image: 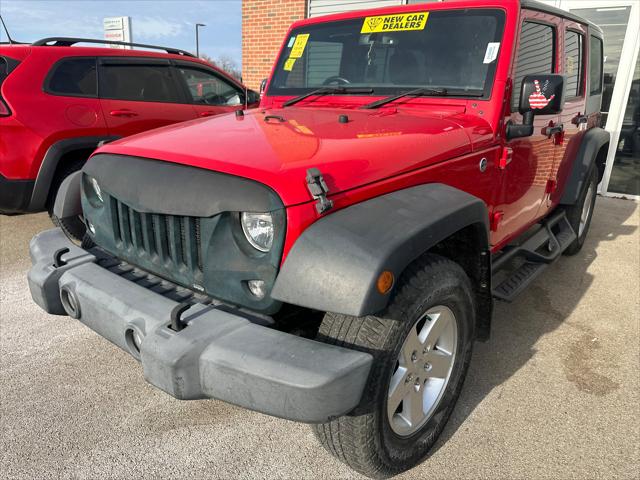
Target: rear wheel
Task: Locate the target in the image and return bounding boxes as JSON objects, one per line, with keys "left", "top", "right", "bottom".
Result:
{"left": 563, "top": 166, "right": 597, "bottom": 256}
{"left": 313, "top": 254, "right": 475, "bottom": 478}
{"left": 47, "top": 158, "right": 86, "bottom": 243}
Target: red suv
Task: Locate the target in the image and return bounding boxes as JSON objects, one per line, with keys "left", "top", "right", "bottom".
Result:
{"left": 0, "top": 37, "right": 258, "bottom": 237}
{"left": 28, "top": 1, "right": 608, "bottom": 478}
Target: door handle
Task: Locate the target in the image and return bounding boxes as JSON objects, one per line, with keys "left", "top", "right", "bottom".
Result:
{"left": 544, "top": 123, "right": 564, "bottom": 138}
{"left": 110, "top": 109, "right": 138, "bottom": 117}
{"left": 199, "top": 111, "right": 217, "bottom": 117}
{"left": 572, "top": 114, "right": 588, "bottom": 125}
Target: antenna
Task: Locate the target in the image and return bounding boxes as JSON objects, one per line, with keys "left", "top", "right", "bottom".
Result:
{"left": 0, "top": 15, "right": 15, "bottom": 44}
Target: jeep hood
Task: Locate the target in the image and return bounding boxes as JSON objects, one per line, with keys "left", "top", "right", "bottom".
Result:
{"left": 96, "top": 107, "right": 480, "bottom": 206}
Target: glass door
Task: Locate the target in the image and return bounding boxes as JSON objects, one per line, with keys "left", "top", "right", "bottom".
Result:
{"left": 608, "top": 54, "right": 639, "bottom": 196}
{"left": 556, "top": 0, "right": 640, "bottom": 198}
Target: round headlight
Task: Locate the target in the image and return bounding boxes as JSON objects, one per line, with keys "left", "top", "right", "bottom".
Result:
{"left": 241, "top": 212, "right": 274, "bottom": 252}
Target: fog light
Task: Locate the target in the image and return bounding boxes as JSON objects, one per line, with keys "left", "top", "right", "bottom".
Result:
{"left": 247, "top": 280, "right": 267, "bottom": 299}
{"left": 86, "top": 219, "right": 96, "bottom": 235}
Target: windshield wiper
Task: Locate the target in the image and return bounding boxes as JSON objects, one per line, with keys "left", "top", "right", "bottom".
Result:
{"left": 360, "top": 87, "right": 449, "bottom": 109}
{"left": 283, "top": 86, "right": 374, "bottom": 107}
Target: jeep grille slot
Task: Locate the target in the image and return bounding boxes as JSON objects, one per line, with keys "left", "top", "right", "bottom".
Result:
{"left": 111, "top": 199, "right": 203, "bottom": 275}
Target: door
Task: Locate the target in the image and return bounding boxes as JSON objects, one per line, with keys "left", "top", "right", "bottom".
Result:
{"left": 98, "top": 57, "right": 195, "bottom": 137}
{"left": 172, "top": 63, "right": 245, "bottom": 118}
{"left": 543, "top": 21, "right": 589, "bottom": 211}
{"left": 492, "top": 15, "right": 561, "bottom": 246}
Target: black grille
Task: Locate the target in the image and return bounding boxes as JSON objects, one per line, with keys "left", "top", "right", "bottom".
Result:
{"left": 111, "top": 198, "right": 202, "bottom": 273}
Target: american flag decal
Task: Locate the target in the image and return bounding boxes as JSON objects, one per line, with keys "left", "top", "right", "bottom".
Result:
{"left": 528, "top": 79, "right": 555, "bottom": 109}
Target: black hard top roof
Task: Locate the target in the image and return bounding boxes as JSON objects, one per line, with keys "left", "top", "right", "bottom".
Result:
{"left": 521, "top": 0, "right": 604, "bottom": 35}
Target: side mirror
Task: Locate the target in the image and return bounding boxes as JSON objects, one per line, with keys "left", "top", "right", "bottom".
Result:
{"left": 246, "top": 89, "right": 260, "bottom": 105}
{"left": 259, "top": 78, "right": 268, "bottom": 95}
{"left": 507, "top": 74, "right": 566, "bottom": 139}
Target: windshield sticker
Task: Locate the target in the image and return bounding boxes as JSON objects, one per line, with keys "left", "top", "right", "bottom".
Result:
{"left": 284, "top": 58, "right": 296, "bottom": 71}
{"left": 290, "top": 33, "right": 310, "bottom": 58}
{"left": 483, "top": 42, "right": 500, "bottom": 64}
{"left": 287, "top": 36, "right": 296, "bottom": 48}
{"left": 361, "top": 12, "right": 429, "bottom": 33}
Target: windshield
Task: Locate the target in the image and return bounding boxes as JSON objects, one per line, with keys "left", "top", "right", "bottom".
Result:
{"left": 268, "top": 8, "right": 505, "bottom": 99}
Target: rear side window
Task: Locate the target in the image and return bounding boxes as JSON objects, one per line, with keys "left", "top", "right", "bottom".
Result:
{"left": 46, "top": 58, "right": 97, "bottom": 97}
{"left": 589, "top": 36, "right": 603, "bottom": 95}
{"left": 512, "top": 21, "right": 555, "bottom": 109}
{"left": 0, "top": 56, "right": 20, "bottom": 85}
{"left": 565, "top": 30, "right": 584, "bottom": 98}
{"left": 100, "top": 64, "right": 181, "bottom": 103}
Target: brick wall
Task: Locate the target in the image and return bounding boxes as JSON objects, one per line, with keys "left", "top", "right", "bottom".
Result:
{"left": 242, "top": 0, "right": 307, "bottom": 91}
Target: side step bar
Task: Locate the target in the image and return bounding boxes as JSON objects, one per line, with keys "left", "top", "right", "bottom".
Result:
{"left": 492, "top": 210, "right": 576, "bottom": 302}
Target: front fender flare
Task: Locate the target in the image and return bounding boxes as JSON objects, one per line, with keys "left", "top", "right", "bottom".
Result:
{"left": 271, "top": 183, "right": 489, "bottom": 317}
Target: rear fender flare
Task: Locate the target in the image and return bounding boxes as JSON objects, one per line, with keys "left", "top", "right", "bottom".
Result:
{"left": 560, "top": 127, "right": 609, "bottom": 205}
{"left": 271, "top": 183, "right": 490, "bottom": 317}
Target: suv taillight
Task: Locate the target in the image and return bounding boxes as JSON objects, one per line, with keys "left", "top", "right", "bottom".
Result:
{"left": 0, "top": 56, "right": 20, "bottom": 117}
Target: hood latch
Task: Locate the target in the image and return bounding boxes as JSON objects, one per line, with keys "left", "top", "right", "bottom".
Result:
{"left": 306, "top": 168, "right": 333, "bottom": 214}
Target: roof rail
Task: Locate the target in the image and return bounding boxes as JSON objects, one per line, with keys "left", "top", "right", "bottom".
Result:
{"left": 31, "top": 37, "right": 196, "bottom": 57}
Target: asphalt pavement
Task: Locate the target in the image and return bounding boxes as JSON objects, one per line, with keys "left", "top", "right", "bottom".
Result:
{"left": 1, "top": 197, "right": 639, "bottom": 479}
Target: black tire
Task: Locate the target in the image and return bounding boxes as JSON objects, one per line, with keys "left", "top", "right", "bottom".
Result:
{"left": 313, "top": 254, "right": 475, "bottom": 479}
{"left": 47, "top": 159, "right": 86, "bottom": 243}
{"left": 563, "top": 166, "right": 598, "bottom": 256}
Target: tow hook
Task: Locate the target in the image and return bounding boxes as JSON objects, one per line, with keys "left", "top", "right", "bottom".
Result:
{"left": 306, "top": 168, "right": 333, "bottom": 214}
{"left": 53, "top": 247, "right": 70, "bottom": 268}
{"left": 170, "top": 302, "right": 191, "bottom": 331}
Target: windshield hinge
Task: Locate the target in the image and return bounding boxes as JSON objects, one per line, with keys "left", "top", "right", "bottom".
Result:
{"left": 306, "top": 168, "right": 333, "bottom": 214}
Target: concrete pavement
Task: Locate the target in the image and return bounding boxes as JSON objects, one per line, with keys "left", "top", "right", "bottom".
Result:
{"left": 1, "top": 197, "right": 638, "bottom": 479}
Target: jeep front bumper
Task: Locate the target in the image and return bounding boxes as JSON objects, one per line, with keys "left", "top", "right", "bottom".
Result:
{"left": 28, "top": 229, "right": 373, "bottom": 423}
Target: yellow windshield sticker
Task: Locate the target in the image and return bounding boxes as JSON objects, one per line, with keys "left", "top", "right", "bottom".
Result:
{"left": 289, "top": 33, "right": 310, "bottom": 58}
{"left": 284, "top": 58, "right": 296, "bottom": 71}
{"left": 361, "top": 12, "right": 429, "bottom": 33}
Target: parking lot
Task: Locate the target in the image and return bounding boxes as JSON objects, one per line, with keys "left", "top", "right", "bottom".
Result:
{"left": 1, "top": 197, "right": 638, "bottom": 480}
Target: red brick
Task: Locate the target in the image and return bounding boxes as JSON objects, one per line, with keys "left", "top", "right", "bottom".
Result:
{"left": 242, "top": 0, "right": 306, "bottom": 90}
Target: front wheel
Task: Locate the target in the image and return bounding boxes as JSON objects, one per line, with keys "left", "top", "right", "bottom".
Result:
{"left": 313, "top": 254, "right": 475, "bottom": 479}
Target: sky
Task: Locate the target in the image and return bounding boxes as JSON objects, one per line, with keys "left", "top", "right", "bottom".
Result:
{"left": 0, "top": 0, "right": 241, "bottom": 62}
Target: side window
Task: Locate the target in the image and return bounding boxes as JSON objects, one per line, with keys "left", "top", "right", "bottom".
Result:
{"left": 100, "top": 64, "right": 181, "bottom": 103}
{"left": 565, "top": 30, "right": 584, "bottom": 98}
{"left": 589, "top": 36, "right": 603, "bottom": 95}
{"left": 175, "top": 67, "right": 242, "bottom": 106}
{"left": 46, "top": 58, "right": 97, "bottom": 97}
{"left": 512, "top": 21, "right": 555, "bottom": 109}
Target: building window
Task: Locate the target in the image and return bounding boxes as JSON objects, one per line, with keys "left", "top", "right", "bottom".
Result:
{"left": 512, "top": 21, "right": 555, "bottom": 109}
{"left": 565, "top": 30, "right": 584, "bottom": 98}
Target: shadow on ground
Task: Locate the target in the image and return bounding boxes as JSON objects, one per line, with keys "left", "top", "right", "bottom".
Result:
{"left": 432, "top": 197, "right": 638, "bottom": 453}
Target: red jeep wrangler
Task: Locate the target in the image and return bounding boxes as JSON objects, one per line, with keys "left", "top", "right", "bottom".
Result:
{"left": 0, "top": 37, "right": 258, "bottom": 238}
{"left": 28, "top": 1, "right": 608, "bottom": 477}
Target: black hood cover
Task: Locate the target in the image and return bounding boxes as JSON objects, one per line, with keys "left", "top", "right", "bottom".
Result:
{"left": 84, "top": 154, "right": 283, "bottom": 217}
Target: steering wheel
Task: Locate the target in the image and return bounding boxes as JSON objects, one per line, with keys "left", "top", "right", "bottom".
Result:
{"left": 322, "top": 76, "right": 351, "bottom": 86}
{"left": 201, "top": 92, "right": 226, "bottom": 105}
